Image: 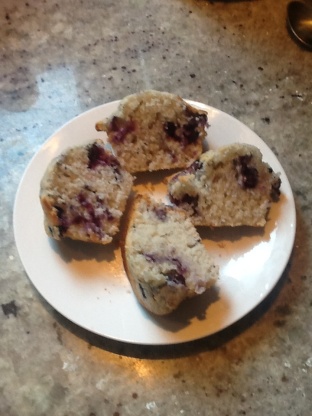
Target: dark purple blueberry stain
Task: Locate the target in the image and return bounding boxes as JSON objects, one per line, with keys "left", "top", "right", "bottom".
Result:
{"left": 183, "top": 122, "right": 200, "bottom": 143}
{"left": 152, "top": 206, "right": 167, "bottom": 221}
{"left": 144, "top": 254, "right": 187, "bottom": 286}
{"left": 87, "top": 142, "right": 121, "bottom": 178}
{"left": 58, "top": 225, "right": 67, "bottom": 238}
{"left": 75, "top": 193, "right": 102, "bottom": 228}
{"left": 169, "top": 159, "right": 202, "bottom": 185}
{"left": 55, "top": 206, "right": 69, "bottom": 236}
{"left": 185, "top": 109, "right": 207, "bottom": 129}
{"left": 168, "top": 160, "right": 202, "bottom": 212}
{"left": 169, "top": 193, "right": 199, "bottom": 214}
{"left": 73, "top": 193, "right": 113, "bottom": 233}
{"left": 139, "top": 283, "right": 147, "bottom": 299}
{"left": 54, "top": 192, "right": 113, "bottom": 239}
{"left": 171, "top": 257, "right": 187, "bottom": 274}
{"left": 233, "top": 155, "right": 259, "bottom": 189}
{"left": 180, "top": 194, "right": 199, "bottom": 206}
{"left": 109, "top": 116, "right": 135, "bottom": 143}
{"left": 2, "top": 300, "right": 18, "bottom": 317}
{"left": 165, "top": 270, "right": 186, "bottom": 286}
{"left": 164, "top": 121, "right": 176, "bottom": 138}
{"left": 55, "top": 205, "right": 64, "bottom": 219}
{"left": 163, "top": 111, "right": 207, "bottom": 146}
{"left": 144, "top": 253, "right": 157, "bottom": 263}
{"left": 187, "top": 159, "right": 203, "bottom": 174}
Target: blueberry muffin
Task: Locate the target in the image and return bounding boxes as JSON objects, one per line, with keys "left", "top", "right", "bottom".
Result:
{"left": 40, "top": 140, "right": 134, "bottom": 244}
{"left": 122, "top": 195, "right": 218, "bottom": 315}
{"left": 168, "top": 143, "right": 281, "bottom": 227}
{"left": 95, "top": 90, "right": 208, "bottom": 173}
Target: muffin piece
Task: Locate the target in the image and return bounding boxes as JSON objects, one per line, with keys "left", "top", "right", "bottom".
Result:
{"left": 40, "top": 140, "right": 134, "bottom": 244}
{"left": 168, "top": 143, "right": 281, "bottom": 227}
{"left": 122, "top": 195, "right": 218, "bottom": 315}
{"left": 95, "top": 90, "right": 208, "bottom": 173}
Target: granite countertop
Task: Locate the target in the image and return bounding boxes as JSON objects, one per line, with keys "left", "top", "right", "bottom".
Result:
{"left": 1, "top": 0, "right": 311, "bottom": 415}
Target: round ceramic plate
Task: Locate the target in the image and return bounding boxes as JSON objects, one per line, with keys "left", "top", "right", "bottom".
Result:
{"left": 13, "top": 100, "right": 296, "bottom": 345}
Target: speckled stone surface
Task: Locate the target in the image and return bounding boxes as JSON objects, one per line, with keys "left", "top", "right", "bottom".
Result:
{"left": 1, "top": 0, "right": 312, "bottom": 415}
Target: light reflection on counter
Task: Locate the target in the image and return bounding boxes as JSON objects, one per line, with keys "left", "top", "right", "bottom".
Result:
{"left": 35, "top": 66, "right": 81, "bottom": 158}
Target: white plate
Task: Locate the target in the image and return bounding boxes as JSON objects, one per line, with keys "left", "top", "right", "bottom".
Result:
{"left": 13, "top": 100, "right": 296, "bottom": 345}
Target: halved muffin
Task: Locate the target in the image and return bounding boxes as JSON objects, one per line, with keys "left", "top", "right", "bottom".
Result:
{"left": 40, "top": 140, "right": 133, "bottom": 244}
{"left": 168, "top": 143, "right": 281, "bottom": 227}
{"left": 122, "top": 194, "right": 218, "bottom": 315}
{"left": 96, "top": 90, "right": 208, "bottom": 173}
